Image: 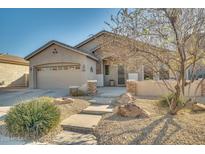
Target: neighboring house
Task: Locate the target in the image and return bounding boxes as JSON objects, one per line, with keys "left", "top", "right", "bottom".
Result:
{"left": 0, "top": 54, "right": 29, "bottom": 88}
{"left": 25, "top": 30, "right": 197, "bottom": 89}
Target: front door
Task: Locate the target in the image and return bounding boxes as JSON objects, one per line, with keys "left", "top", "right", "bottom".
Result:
{"left": 118, "top": 65, "right": 125, "bottom": 85}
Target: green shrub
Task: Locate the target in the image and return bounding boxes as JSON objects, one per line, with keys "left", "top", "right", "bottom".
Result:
{"left": 5, "top": 97, "right": 60, "bottom": 140}
{"left": 159, "top": 93, "right": 185, "bottom": 107}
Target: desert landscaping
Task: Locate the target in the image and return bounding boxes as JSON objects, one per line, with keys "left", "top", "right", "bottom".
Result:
{"left": 1, "top": 8, "right": 205, "bottom": 146}
{"left": 1, "top": 89, "right": 205, "bottom": 145}
{"left": 95, "top": 96, "right": 205, "bottom": 144}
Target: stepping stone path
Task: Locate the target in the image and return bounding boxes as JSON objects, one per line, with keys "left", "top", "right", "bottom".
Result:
{"left": 61, "top": 114, "right": 102, "bottom": 133}
{"left": 52, "top": 131, "right": 97, "bottom": 145}
{"left": 82, "top": 105, "right": 113, "bottom": 115}
{"left": 88, "top": 97, "right": 117, "bottom": 105}
{"left": 58, "top": 104, "right": 113, "bottom": 145}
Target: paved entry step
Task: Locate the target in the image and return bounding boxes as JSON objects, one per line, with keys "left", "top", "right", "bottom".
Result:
{"left": 52, "top": 131, "right": 97, "bottom": 145}
{"left": 81, "top": 105, "right": 113, "bottom": 115}
{"left": 61, "top": 114, "right": 102, "bottom": 134}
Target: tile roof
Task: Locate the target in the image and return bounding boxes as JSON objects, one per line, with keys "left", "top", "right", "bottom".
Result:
{"left": 0, "top": 53, "right": 29, "bottom": 66}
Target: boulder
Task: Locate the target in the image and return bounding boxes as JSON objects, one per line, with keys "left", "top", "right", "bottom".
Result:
{"left": 54, "top": 97, "right": 74, "bottom": 105}
{"left": 117, "top": 93, "right": 134, "bottom": 105}
{"left": 116, "top": 103, "right": 150, "bottom": 118}
{"left": 192, "top": 103, "right": 205, "bottom": 111}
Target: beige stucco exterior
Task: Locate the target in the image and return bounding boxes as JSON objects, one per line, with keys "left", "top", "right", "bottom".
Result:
{"left": 127, "top": 80, "right": 202, "bottom": 97}
{"left": 77, "top": 36, "right": 101, "bottom": 54}
{"left": 76, "top": 33, "right": 144, "bottom": 86}
{"left": 26, "top": 31, "right": 202, "bottom": 91}
{"left": 28, "top": 44, "right": 96, "bottom": 89}
{"left": 0, "top": 62, "right": 29, "bottom": 87}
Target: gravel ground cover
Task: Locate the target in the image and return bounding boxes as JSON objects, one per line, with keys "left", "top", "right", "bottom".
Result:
{"left": 0, "top": 98, "right": 90, "bottom": 144}
{"left": 95, "top": 99, "right": 205, "bottom": 145}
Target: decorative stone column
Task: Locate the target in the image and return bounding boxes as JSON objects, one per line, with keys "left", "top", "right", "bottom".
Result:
{"left": 87, "top": 80, "right": 97, "bottom": 96}
{"left": 126, "top": 80, "right": 137, "bottom": 95}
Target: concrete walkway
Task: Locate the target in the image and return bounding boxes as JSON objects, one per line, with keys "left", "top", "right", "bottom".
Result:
{"left": 56, "top": 104, "right": 113, "bottom": 145}
{"left": 86, "top": 87, "right": 126, "bottom": 105}
{"left": 0, "top": 87, "right": 120, "bottom": 145}
{"left": 0, "top": 135, "right": 28, "bottom": 145}
{"left": 82, "top": 105, "right": 113, "bottom": 115}
{"left": 52, "top": 131, "right": 97, "bottom": 145}
{"left": 61, "top": 114, "right": 102, "bottom": 133}
{"left": 97, "top": 87, "right": 126, "bottom": 97}
{"left": 55, "top": 88, "right": 121, "bottom": 145}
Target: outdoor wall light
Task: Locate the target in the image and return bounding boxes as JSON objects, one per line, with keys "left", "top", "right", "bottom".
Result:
{"left": 82, "top": 64, "right": 86, "bottom": 71}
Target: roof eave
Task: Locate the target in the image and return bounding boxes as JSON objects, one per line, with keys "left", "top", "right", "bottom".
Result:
{"left": 25, "top": 41, "right": 98, "bottom": 61}
{"left": 0, "top": 59, "right": 29, "bottom": 66}
{"left": 74, "top": 30, "right": 110, "bottom": 48}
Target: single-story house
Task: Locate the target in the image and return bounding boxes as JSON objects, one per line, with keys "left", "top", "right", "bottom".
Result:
{"left": 25, "top": 41, "right": 98, "bottom": 89}
{"left": 25, "top": 30, "right": 203, "bottom": 90}
{"left": 0, "top": 53, "right": 29, "bottom": 88}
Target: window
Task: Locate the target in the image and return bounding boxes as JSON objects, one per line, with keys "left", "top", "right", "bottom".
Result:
{"left": 58, "top": 66, "right": 62, "bottom": 70}
{"left": 105, "top": 65, "right": 110, "bottom": 75}
{"left": 90, "top": 66, "right": 93, "bottom": 72}
{"left": 50, "top": 66, "right": 57, "bottom": 71}
{"left": 63, "top": 66, "right": 68, "bottom": 70}
{"left": 70, "top": 66, "right": 75, "bottom": 70}
{"left": 75, "top": 66, "right": 80, "bottom": 69}
{"left": 40, "top": 65, "right": 81, "bottom": 71}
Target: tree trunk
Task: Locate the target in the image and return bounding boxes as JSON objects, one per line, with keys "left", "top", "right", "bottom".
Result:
{"left": 170, "top": 58, "right": 186, "bottom": 115}
{"left": 169, "top": 84, "right": 181, "bottom": 115}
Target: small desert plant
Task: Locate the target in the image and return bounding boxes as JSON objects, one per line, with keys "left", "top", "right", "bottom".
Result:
{"left": 5, "top": 97, "right": 60, "bottom": 140}
{"left": 70, "top": 89, "right": 85, "bottom": 96}
{"left": 159, "top": 93, "right": 185, "bottom": 107}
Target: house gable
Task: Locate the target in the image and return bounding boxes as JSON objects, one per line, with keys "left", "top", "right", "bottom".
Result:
{"left": 25, "top": 40, "right": 98, "bottom": 61}
{"left": 75, "top": 31, "right": 113, "bottom": 54}
{"left": 28, "top": 43, "right": 89, "bottom": 67}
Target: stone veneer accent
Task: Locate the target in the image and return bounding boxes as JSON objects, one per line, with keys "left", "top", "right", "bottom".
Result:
{"left": 87, "top": 80, "right": 97, "bottom": 96}
{"left": 126, "top": 80, "right": 137, "bottom": 95}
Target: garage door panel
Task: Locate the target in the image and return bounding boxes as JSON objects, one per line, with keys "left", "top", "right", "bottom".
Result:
{"left": 37, "top": 69, "right": 85, "bottom": 89}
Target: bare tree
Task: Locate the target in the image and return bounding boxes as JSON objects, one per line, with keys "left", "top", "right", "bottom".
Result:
{"left": 103, "top": 8, "right": 205, "bottom": 114}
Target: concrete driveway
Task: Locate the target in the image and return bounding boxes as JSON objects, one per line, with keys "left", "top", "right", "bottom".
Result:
{"left": 0, "top": 87, "right": 126, "bottom": 106}
{"left": 0, "top": 88, "right": 68, "bottom": 106}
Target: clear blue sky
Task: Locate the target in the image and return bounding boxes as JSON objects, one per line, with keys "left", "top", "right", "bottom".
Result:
{"left": 0, "top": 8, "right": 119, "bottom": 57}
